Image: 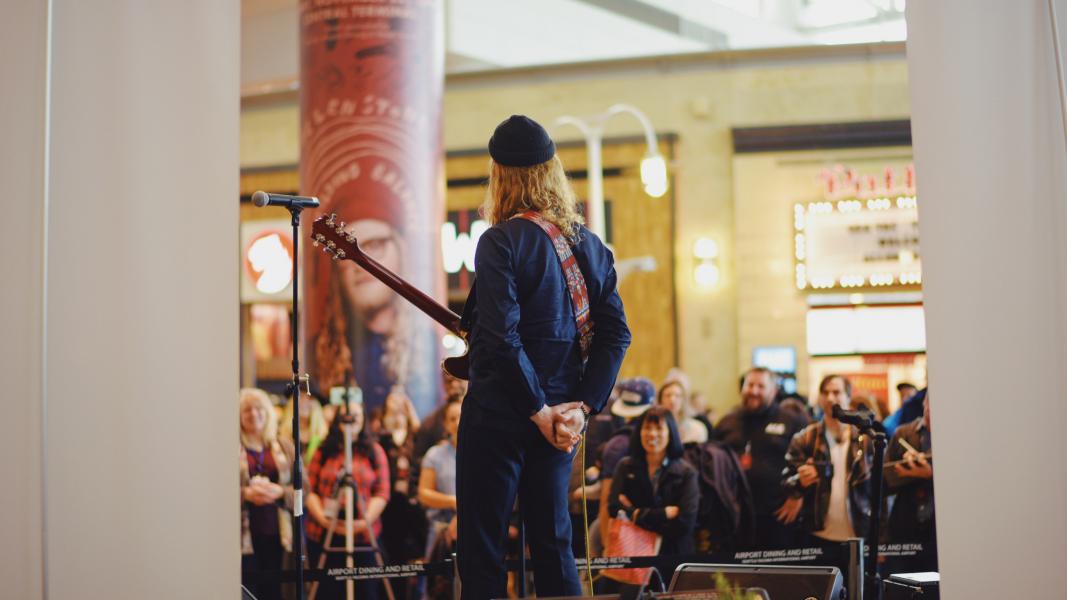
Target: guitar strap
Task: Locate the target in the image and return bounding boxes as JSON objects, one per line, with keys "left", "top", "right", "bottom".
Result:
{"left": 512, "top": 211, "right": 594, "bottom": 363}
{"left": 458, "top": 212, "right": 595, "bottom": 364}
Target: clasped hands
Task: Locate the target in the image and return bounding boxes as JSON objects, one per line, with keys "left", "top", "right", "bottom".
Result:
{"left": 243, "top": 475, "right": 284, "bottom": 506}
{"left": 530, "top": 401, "right": 586, "bottom": 452}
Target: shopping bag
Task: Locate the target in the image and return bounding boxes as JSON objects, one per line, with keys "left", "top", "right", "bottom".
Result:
{"left": 602, "top": 514, "right": 662, "bottom": 585}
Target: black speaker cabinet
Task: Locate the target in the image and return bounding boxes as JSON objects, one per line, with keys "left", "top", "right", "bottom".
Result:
{"left": 884, "top": 573, "right": 940, "bottom": 599}
{"left": 669, "top": 563, "right": 845, "bottom": 600}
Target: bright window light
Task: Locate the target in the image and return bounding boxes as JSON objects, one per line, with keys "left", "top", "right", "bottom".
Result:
{"left": 246, "top": 233, "right": 293, "bottom": 294}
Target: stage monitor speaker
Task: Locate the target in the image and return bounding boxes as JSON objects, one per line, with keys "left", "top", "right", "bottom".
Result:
{"left": 669, "top": 563, "right": 844, "bottom": 600}
{"left": 495, "top": 596, "right": 619, "bottom": 600}
{"left": 884, "top": 572, "right": 940, "bottom": 599}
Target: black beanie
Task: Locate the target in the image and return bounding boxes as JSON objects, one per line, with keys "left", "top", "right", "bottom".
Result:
{"left": 488, "top": 115, "right": 556, "bottom": 167}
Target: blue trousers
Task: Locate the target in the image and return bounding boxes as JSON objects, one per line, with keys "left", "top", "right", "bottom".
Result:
{"left": 456, "top": 406, "right": 581, "bottom": 599}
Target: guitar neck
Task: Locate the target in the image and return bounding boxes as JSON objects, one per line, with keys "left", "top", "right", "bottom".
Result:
{"left": 348, "top": 250, "right": 462, "bottom": 335}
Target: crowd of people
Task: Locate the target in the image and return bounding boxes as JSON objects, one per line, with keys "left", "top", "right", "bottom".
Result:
{"left": 239, "top": 367, "right": 935, "bottom": 599}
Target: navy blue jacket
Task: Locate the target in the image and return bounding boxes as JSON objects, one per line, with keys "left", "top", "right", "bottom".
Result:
{"left": 461, "top": 219, "right": 631, "bottom": 426}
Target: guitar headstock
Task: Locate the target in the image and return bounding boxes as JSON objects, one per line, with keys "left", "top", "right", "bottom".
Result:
{"left": 311, "top": 213, "right": 359, "bottom": 261}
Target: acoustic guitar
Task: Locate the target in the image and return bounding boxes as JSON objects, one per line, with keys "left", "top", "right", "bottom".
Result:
{"left": 311, "top": 213, "right": 470, "bottom": 380}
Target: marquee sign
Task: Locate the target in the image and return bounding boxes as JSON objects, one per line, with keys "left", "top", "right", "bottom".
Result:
{"left": 794, "top": 194, "right": 921, "bottom": 290}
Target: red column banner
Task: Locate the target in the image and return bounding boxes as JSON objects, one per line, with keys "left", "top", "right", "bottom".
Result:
{"left": 300, "top": 0, "right": 444, "bottom": 416}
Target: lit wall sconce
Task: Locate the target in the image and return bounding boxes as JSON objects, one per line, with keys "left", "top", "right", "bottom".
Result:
{"left": 640, "top": 153, "right": 669, "bottom": 198}
{"left": 693, "top": 237, "right": 720, "bottom": 289}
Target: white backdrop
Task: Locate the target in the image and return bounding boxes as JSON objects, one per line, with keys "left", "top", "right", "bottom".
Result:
{"left": 907, "top": 1, "right": 1067, "bottom": 598}
{"left": 1, "top": 1, "right": 240, "bottom": 598}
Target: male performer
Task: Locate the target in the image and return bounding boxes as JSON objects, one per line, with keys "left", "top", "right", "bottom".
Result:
{"left": 456, "top": 115, "right": 631, "bottom": 599}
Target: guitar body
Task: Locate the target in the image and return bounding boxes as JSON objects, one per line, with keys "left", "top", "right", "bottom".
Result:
{"left": 312, "top": 213, "right": 471, "bottom": 380}
{"left": 441, "top": 353, "right": 469, "bottom": 381}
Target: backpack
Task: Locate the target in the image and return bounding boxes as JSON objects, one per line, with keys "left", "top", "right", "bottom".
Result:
{"left": 682, "top": 441, "right": 756, "bottom": 552}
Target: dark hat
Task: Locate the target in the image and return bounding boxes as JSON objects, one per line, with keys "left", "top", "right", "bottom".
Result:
{"left": 488, "top": 115, "right": 556, "bottom": 167}
{"left": 611, "top": 377, "right": 656, "bottom": 419}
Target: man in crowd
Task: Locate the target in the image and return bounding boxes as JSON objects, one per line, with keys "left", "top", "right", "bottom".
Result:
{"left": 779, "top": 375, "right": 874, "bottom": 546}
{"left": 882, "top": 382, "right": 919, "bottom": 434}
{"left": 713, "top": 367, "right": 810, "bottom": 549}
{"left": 886, "top": 391, "right": 936, "bottom": 571}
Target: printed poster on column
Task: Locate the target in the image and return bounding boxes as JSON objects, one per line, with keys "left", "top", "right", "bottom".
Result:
{"left": 300, "top": 0, "right": 445, "bottom": 417}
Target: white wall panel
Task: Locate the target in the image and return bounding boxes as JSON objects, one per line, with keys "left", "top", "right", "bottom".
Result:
{"left": 0, "top": 1, "right": 48, "bottom": 598}
{"left": 1, "top": 1, "right": 243, "bottom": 598}
{"left": 907, "top": 1, "right": 1067, "bottom": 597}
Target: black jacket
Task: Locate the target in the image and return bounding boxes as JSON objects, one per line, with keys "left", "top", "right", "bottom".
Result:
{"left": 885, "top": 417, "right": 935, "bottom": 541}
{"left": 713, "top": 402, "right": 810, "bottom": 515}
{"left": 682, "top": 441, "right": 755, "bottom": 551}
{"left": 608, "top": 456, "right": 700, "bottom": 555}
{"left": 782, "top": 421, "right": 874, "bottom": 537}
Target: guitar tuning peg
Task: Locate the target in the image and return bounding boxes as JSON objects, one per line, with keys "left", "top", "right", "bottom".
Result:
{"left": 345, "top": 233, "right": 356, "bottom": 243}
{"left": 326, "top": 240, "right": 336, "bottom": 249}
{"left": 312, "top": 239, "right": 319, "bottom": 247}
{"left": 336, "top": 250, "right": 346, "bottom": 259}
{"left": 331, "top": 252, "right": 341, "bottom": 261}
{"left": 335, "top": 221, "right": 346, "bottom": 233}
{"left": 326, "top": 213, "right": 336, "bottom": 225}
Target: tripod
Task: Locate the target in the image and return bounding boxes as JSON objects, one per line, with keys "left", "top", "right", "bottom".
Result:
{"left": 309, "top": 404, "right": 396, "bottom": 600}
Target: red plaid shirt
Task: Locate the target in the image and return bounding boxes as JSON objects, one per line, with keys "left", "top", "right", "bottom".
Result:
{"left": 305, "top": 442, "right": 390, "bottom": 543}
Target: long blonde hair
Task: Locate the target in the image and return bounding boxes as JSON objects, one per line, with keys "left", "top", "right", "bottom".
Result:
{"left": 485, "top": 156, "right": 584, "bottom": 243}
{"left": 314, "top": 250, "right": 414, "bottom": 392}
{"left": 239, "top": 388, "right": 278, "bottom": 447}
{"left": 279, "top": 393, "right": 329, "bottom": 445}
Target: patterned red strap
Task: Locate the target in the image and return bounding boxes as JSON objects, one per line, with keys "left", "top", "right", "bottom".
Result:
{"left": 512, "top": 211, "right": 594, "bottom": 362}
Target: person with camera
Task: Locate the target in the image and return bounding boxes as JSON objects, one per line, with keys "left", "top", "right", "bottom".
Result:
{"left": 779, "top": 375, "right": 875, "bottom": 545}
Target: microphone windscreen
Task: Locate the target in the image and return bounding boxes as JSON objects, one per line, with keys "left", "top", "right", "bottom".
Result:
{"left": 831, "top": 404, "right": 844, "bottom": 419}
{"left": 251, "top": 191, "right": 270, "bottom": 207}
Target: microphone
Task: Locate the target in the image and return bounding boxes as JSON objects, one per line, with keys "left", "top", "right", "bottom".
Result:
{"left": 831, "top": 404, "right": 881, "bottom": 431}
{"left": 251, "top": 190, "right": 320, "bottom": 209}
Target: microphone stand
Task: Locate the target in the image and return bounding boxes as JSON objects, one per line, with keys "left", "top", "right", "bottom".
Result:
{"left": 831, "top": 406, "right": 888, "bottom": 600}
{"left": 865, "top": 427, "right": 888, "bottom": 600}
{"left": 285, "top": 203, "right": 309, "bottom": 600}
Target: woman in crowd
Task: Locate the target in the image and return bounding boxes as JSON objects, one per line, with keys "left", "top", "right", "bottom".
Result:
{"left": 278, "top": 389, "right": 329, "bottom": 465}
{"left": 239, "top": 388, "right": 297, "bottom": 600}
{"left": 305, "top": 398, "right": 391, "bottom": 600}
{"left": 607, "top": 406, "right": 700, "bottom": 556}
{"left": 418, "top": 398, "right": 462, "bottom": 557}
{"left": 656, "top": 378, "right": 709, "bottom": 445}
{"left": 376, "top": 388, "right": 428, "bottom": 594}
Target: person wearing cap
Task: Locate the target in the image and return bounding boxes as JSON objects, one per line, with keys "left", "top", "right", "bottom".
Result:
{"left": 455, "top": 115, "right": 631, "bottom": 599}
